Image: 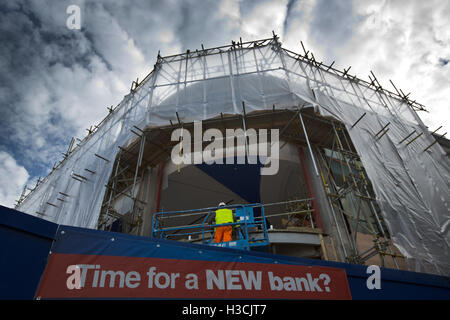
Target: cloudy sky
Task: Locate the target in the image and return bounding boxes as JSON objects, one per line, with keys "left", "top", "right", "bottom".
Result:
{"left": 0, "top": 0, "right": 449, "bottom": 208}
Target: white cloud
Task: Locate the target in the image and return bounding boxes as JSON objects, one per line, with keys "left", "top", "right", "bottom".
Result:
{"left": 279, "top": 0, "right": 450, "bottom": 134}
{"left": 282, "top": 0, "right": 317, "bottom": 53}
{"left": 241, "top": 0, "right": 288, "bottom": 39}
{"left": 0, "top": 152, "right": 29, "bottom": 208}
{"left": 219, "top": 0, "right": 241, "bottom": 21}
{"left": 310, "top": 0, "right": 450, "bottom": 133}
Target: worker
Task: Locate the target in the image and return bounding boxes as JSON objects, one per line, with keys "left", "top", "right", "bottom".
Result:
{"left": 214, "top": 202, "right": 234, "bottom": 243}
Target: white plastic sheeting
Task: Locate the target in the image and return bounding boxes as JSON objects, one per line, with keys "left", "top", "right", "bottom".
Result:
{"left": 17, "top": 40, "right": 449, "bottom": 275}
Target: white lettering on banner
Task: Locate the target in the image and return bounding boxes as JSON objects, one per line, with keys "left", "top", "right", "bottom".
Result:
{"left": 63, "top": 264, "right": 339, "bottom": 295}
{"left": 206, "top": 270, "right": 263, "bottom": 290}
{"left": 67, "top": 264, "right": 142, "bottom": 289}
{"left": 100, "top": 270, "right": 126, "bottom": 288}
{"left": 78, "top": 264, "right": 95, "bottom": 287}
{"left": 268, "top": 272, "right": 331, "bottom": 292}
{"left": 185, "top": 273, "right": 199, "bottom": 290}
{"left": 147, "top": 267, "right": 180, "bottom": 289}
{"left": 319, "top": 273, "right": 331, "bottom": 292}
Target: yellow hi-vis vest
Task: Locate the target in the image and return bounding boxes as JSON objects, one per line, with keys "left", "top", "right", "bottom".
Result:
{"left": 215, "top": 208, "right": 234, "bottom": 225}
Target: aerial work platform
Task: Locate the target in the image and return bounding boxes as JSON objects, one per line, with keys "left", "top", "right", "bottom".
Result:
{"left": 152, "top": 203, "right": 269, "bottom": 251}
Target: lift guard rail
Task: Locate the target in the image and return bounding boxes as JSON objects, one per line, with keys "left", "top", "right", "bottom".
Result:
{"left": 151, "top": 199, "right": 316, "bottom": 251}
{"left": 151, "top": 203, "right": 269, "bottom": 250}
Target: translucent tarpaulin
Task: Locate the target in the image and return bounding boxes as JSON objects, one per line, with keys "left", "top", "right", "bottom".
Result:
{"left": 17, "top": 38, "right": 450, "bottom": 276}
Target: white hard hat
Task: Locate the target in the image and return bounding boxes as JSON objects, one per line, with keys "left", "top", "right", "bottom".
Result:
{"left": 218, "top": 202, "right": 226, "bottom": 207}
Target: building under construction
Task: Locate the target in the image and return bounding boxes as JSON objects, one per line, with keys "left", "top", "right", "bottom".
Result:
{"left": 14, "top": 34, "right": 450, "bottom": 278}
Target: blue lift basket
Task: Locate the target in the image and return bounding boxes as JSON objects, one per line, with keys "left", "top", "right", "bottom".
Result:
{"left": 151, "top": 203, "right": 270, "bottom": 251}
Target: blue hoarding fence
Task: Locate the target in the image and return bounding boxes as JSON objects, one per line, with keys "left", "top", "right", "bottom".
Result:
{"left": 1, "top": 205, "right": 449, "bottom": 300}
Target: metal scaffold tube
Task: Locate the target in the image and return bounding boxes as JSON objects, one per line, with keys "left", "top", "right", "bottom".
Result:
{"left": 337, "top": 122, "right": 400, "bottom": 268}
{"left": 321, "top": 122, "right": 401, "bottom": 267}
{"left": 315, "top": 148, "right": 349, "bottom": 260}
{"left": 298, "top": 111, "right": 319, "bottom": 176}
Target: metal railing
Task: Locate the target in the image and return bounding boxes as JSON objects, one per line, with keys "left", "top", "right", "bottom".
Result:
{"left": 151, "top": 198, "right": 316, "bottom": 250}
{"left": 151, "top": 203, "right": 269, "bottom": 250}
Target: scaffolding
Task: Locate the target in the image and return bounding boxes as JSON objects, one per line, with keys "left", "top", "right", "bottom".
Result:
{"left": 95, "top": 106, "right": 403, "bottom": 268}
{"left": 314, "top": 120, "right": 402, "bottom": 267}
{"left": 15, "top": 34, "right": 450, "bottom": 276}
